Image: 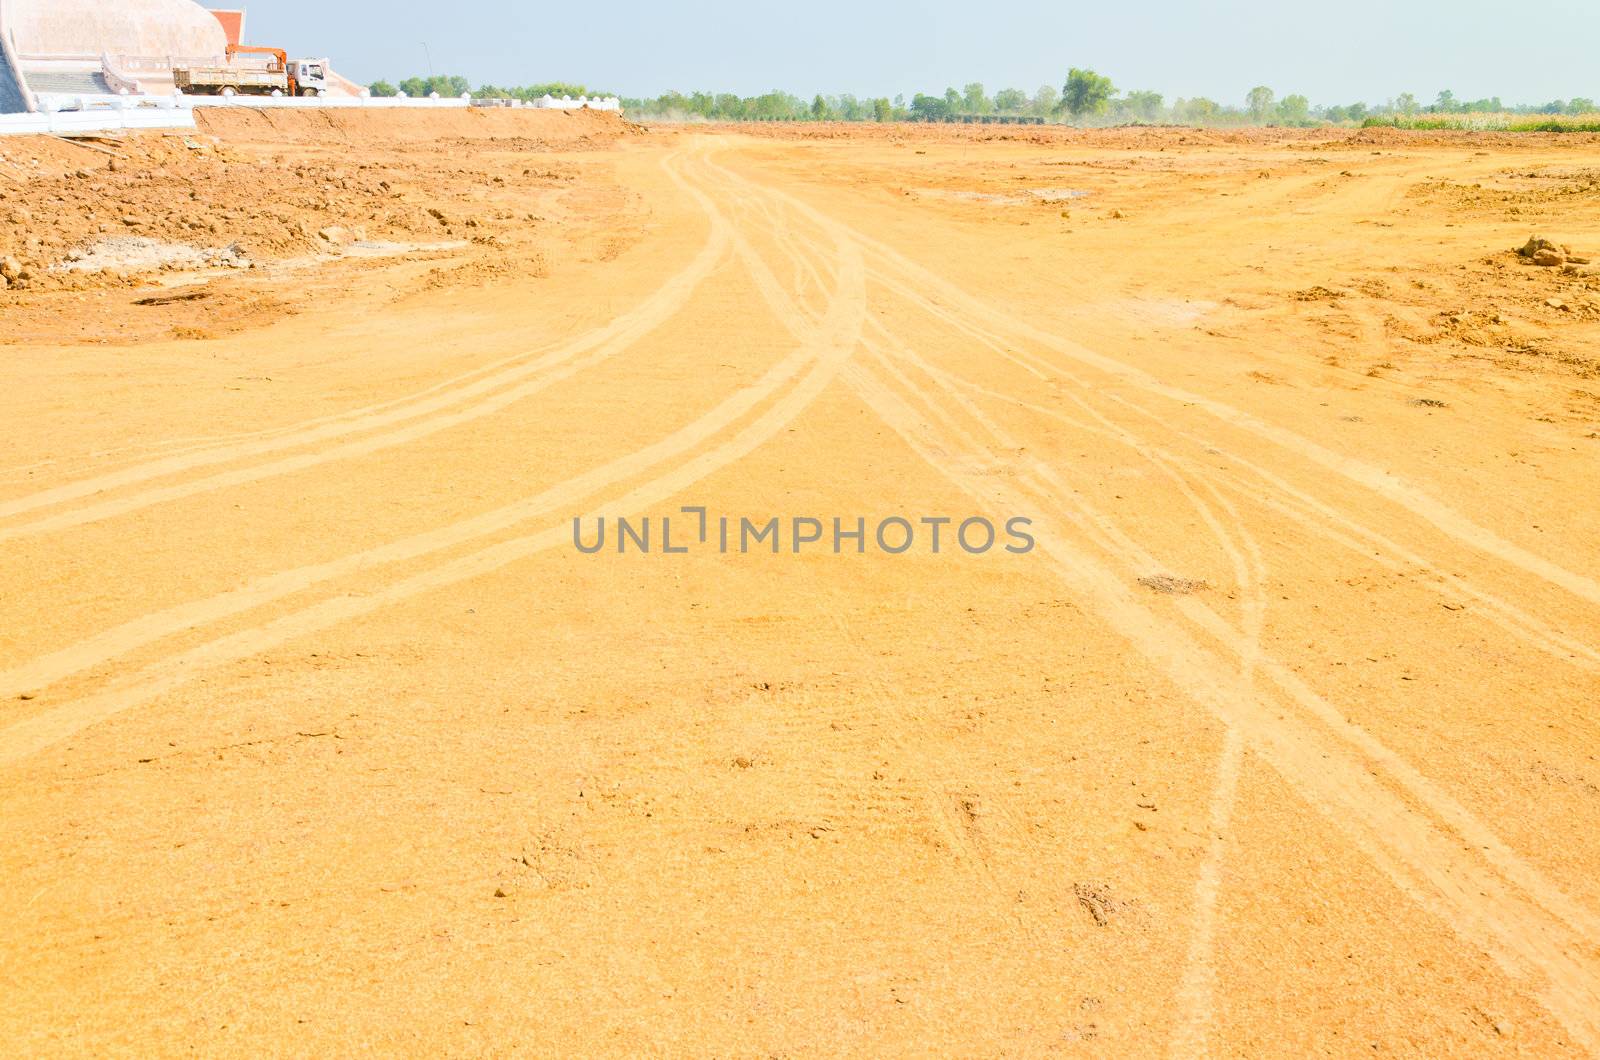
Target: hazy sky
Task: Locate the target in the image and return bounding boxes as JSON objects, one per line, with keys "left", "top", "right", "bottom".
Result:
{"left": 214, "top": 0, "right": 1600, "bottom": 105}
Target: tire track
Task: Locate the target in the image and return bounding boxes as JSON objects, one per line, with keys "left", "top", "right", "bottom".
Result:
{"left": 921, "top": 356, "right": 1598, "bottom": 673}
{"left": 841, "top": 350, "right": 1600, "bottom": 1053}
{"left": 713, "top": 147, "right": 1290, "bottom": 998}
{"left": 691, "top": 145, "right": 1084, "bottom": 943}
{"left": 0, "top": 150, "right": 731, "bottom": 542}
{"left": 872, "top": 326, "right": 1273, "bottom": 1056}
{"left": 731, "top": 156, "right": 1600, "bottom": 610}
{"left": 1166, "top": 726, "right": 1245, "bottom": 1060}
{"left": 697, "top": 145, "right": 1600, "bottom": 1048}
{"left": 871, "top": 311, "right": 1600, "bottom": 947}
{"left": 0, "top": 146, "right": 868, "bottom": 764}
{"left": 855, "top": 291, "right": 1600, "bottom": 956}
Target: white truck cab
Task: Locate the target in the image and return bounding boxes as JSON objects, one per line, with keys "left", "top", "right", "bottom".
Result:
{"left": 289, "top": 59, "right": 329, "bottom": 97}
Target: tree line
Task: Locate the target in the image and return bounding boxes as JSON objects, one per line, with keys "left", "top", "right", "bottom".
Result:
{"left": 366, "top": 71, "right": 1598, "bottom": 125}
{"left": 366, "top": 75, "right": 603, "bottom": 101}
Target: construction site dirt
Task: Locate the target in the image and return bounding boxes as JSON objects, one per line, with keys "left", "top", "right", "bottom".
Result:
{"left": 2, "top": 109, "right": 1599, "bottom": 1056}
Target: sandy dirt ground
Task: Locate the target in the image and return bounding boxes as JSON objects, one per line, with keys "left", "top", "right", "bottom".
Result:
{"left": 2, "top": 111, "right": 1600, "bottom": 1056}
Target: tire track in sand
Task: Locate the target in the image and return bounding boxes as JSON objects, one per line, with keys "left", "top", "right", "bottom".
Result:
{"left": 709, "top": 148, "right": 1288, "bottom": 1010}
{"left": 695, "top": 147, "right": 1106, "bottom": 940}
{"left": 850, "top": 271, "right": 1600, "bottom": 966}
{"left": 693, "top": 146, "right": 1600, "bottom": 1047}
{"left": 0, "top": 151, "right": 867, "bottom": 764}
{"left": 706, "top": 143, "right": 1600, "bottom": 961}
{"left": 868, "top": 325, "right": 1271, "bottom": 1058}
{"left": 0, "top": 151, "right": 731, "bottom": 542}
{"left": 843, "top": 349, "right": 1600, "bottom": 1054}
{"left": 753, "top": 163, "right": 1600, "bottom": 611}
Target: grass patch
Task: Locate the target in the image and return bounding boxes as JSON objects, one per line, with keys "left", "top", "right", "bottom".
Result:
{"left": 1364, "top": 113, "right": 1600, "bottom": 133}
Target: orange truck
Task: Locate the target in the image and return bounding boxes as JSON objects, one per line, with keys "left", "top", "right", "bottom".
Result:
{"left": 174, "top": 45, "right": 329, "bottom": 97}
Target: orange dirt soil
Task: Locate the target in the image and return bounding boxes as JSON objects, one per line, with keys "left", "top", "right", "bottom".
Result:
{"left": 2, "top": 111, "right": 1599, "bottom": 1056}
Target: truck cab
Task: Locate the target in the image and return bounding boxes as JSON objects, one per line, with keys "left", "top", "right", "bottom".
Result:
{"left": 288, "top": 59, "right": 329, "bottom": 97}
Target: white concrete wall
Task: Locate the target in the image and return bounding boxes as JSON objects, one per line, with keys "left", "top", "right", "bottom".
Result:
{"left": 0, "top": 105, "right": 195, "bottom": 136}
{"left": 529, "top": 95, "right": 622, "bottom": 111}
{"left": 28, "top": 92, "right": 624, "bottom": 114}
{"left": 5, "top": 91, "right": 626, "bottom": 133}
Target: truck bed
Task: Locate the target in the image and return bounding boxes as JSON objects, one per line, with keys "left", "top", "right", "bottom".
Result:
{"left": 174, "top": 67, "right": 286, "bottom": 94}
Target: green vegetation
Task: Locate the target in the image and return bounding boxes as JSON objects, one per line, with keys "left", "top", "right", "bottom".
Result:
{"left": 367, "top": 75, "right": 607, "bottom": 100}
{"left": 1246, "top": 85, "right": 1275, "bottom": 123}
{"left": 367, "top": 70, "right": 1600, "bottom": 132}
{"left": 1062, "top": 68, "right": 1116, "bottom": 118}
{"left": 1364, "top": 114, "right": 1600, "bottom": 133}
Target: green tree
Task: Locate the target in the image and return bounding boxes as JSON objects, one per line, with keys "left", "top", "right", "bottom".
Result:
{"left": 1030, "top": 84, "right": 1058, "bottom": 118}
{"left": 994, "top": 87, "right": 1027, "bottom": 113}
{"left": 1434, "top": 89, "right": 1457, "bottom": 113}
{"left": 1395, "top": 92, "right": 1419, "bottom": 116}
{"left": 1175, "top": 97, "right": 1219, "bottom": 124}
{"left": 963, "top": 82, "right": 991, "bottom": 114}
{"left": 655, "top": 90, "right": 690, "bottom": 115}
{"left": 1570, "top": 97, "right": 1597, "bottom": 115}
{"left": 1124, "top": 90, "right": 1164, "bottom": 122}
{"left": 394, "top": 74, "right": 469, "bottom": 98}
{"left": 522, "top": 82, "right": 595, "bottom": 100}
{"left": 810, "top": 94, "right": 830, "bottom": 120}
{"left": 910, "top": 93, "right": 949, "bottom": 121}
{"left": 872, "top": 97, "right": 893, "bottom": 122}
{"left": 1276, "top": 93, "right": 1310, "bottom": 124}
{"left": 749, "top": 90, "right": 804, "bottom": 120}
{"left": 1062, "top": 68, "right": 1115, "bottom": 119}
{"left": 1246, "top": 85, "right": 1275, "bottom": 123}
{"left": 368, "top": 80, "right": 397, "bottom": 97}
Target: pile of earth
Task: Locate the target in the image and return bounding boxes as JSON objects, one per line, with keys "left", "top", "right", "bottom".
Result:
{"left": 1517, "top": 235, "right": 1592, "bottom": 268}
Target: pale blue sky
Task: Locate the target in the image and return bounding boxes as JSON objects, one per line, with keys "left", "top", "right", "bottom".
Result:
{"left": 213, "top": 0, "right": 1599, "bottom": 105}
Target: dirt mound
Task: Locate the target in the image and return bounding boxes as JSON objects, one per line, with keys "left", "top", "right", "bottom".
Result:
{"left": 192, "top": 106, "right": 631, "bottom": 150}
{"left": 0, "top": 111, "right": 592, "bottom": 297}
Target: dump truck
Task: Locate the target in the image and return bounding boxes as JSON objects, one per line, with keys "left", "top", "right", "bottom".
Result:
{"left": 174, "top": 45, "right": 329, "bottom": 97}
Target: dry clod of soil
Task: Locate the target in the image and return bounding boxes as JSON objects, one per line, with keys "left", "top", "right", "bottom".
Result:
{"left": 1517, "top": 234, "right": 1590, "bottom": 267}
{"left": 1138, "top": 574, "right": 1209, "bottom": 595}
{"left": 1074, "top": 882, "right": 1119, "bottom": 926}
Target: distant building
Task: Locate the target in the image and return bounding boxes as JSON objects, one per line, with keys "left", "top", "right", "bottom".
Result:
{"left": 0, "top": 1, "right": 367, "bottom": 106}
{"left": 0, "top": 0, "right": 227, "bottom": 60}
